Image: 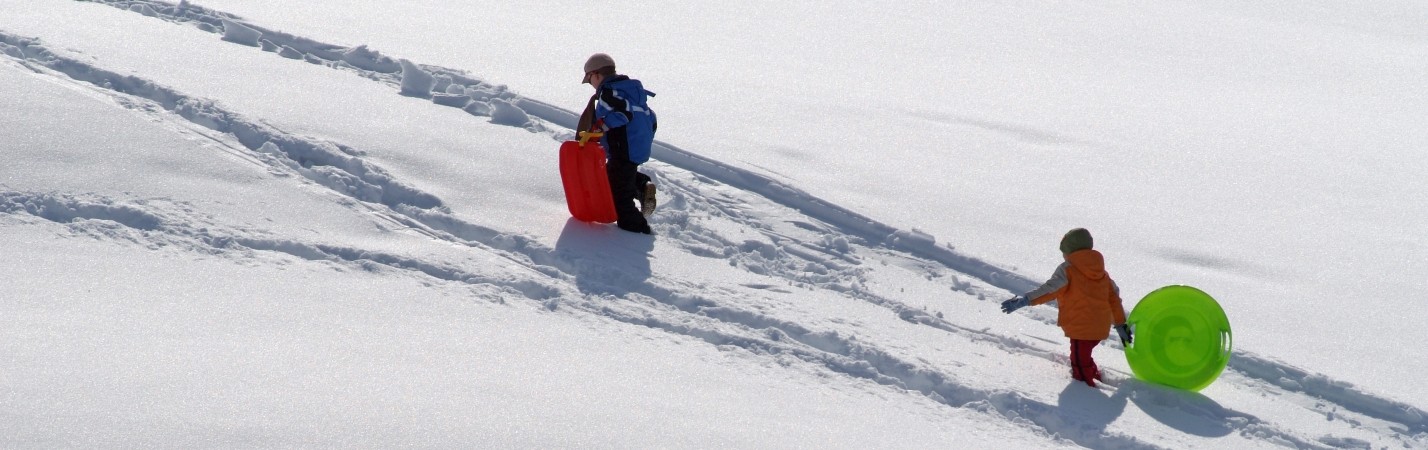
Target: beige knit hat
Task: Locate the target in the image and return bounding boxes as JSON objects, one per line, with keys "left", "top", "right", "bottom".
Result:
{"left": 582, "top": 53, "right": 615, "bottom": 83}
{"left": 1060, "top": 228, "right": 1094, "bottom": 255}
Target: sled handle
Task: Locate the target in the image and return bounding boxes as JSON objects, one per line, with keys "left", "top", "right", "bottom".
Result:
{"left": 578, "top": 131, "right": 603, "bottom": 146}
{"left": 1221, "top": 330, "right": 1233, "bottom": 358}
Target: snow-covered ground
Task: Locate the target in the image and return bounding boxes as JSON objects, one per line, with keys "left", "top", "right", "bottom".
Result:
{"left": 2, "top": 1, "right": 1424, "bottom": 448}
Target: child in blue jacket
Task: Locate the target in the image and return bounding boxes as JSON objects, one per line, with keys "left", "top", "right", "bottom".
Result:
{"left": 577, "top": 53, "right": 658, "bottom": 234}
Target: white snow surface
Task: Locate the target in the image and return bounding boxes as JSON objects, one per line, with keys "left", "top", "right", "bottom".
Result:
{"left": 1, "top": 1, "right": 1425, "bottom": 448}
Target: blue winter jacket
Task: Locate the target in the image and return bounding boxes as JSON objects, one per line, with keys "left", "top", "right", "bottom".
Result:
{"left": 594, "top": 75, "right": 657, "bottom": 164}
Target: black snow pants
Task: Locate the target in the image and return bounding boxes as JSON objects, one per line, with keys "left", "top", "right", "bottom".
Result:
{"left": 604, "top": 126, "right": 652, "bottom": 234}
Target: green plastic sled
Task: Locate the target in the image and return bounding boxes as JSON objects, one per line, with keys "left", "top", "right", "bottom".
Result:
{"left": 1124, "top": 285, "right": 1232, "bottom": 391}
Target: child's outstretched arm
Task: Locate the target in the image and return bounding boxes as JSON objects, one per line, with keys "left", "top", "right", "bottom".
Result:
{"left": 1025, "top": 262, "right": 1071, "bottom": 306}
{"left": 1001, "top": 262, "right": 1071, "bottom": 313}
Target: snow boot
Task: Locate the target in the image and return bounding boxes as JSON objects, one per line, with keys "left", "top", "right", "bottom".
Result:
{"left": 640, "top": 182, "right": 657, "bottom": 217}
{"left": 617, "top": 215, "right": 653, "bottom": 235}
{"left": 1072, "top": 368, "right": 1098, "bottom": 388}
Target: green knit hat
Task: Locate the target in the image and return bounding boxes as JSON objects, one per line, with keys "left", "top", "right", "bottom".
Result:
{"left": 1060, "top": 228, "right": 1093, "bottom": 255}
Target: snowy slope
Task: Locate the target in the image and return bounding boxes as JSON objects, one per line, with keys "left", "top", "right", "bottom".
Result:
{"left": 181, "top": 0, "right": 1428, "bottom": 403}
{"left": 2, "top": 1, "right": 1425, "bottom": 448}
{"left": 0, "top": 10, "right": 1044, "bottom": 448}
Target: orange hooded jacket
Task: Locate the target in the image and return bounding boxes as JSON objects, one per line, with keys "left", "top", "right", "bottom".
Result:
{"left": 1025, "top": 249, "right": 1128, "bottom": 341}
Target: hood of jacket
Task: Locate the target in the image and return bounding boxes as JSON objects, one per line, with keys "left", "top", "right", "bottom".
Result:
{"left": 1065, "top": 249, "right": 1107, "bottom": 281}
{"left": 599, "top": 75, "right": 642, "bottom": 95}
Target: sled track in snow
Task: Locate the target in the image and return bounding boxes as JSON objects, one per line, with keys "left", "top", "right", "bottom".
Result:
{"left": 14, "top": 2, "right": 1428, "bottom": 447}
{"left": 0, "top": 191, "right": 564, "bottom": 301}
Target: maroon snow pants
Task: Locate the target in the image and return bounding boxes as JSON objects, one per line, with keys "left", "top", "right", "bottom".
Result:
{"left": 1070, "top": 339, "right": 1102, "bottom": 386}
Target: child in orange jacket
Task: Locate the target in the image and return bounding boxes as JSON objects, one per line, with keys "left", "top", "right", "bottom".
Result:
{"left": 1002, "top": 228, "right": 1132, "bottom": 387}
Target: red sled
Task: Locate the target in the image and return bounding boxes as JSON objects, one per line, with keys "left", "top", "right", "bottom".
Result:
{"left": 559, "top": 133, "right": 617, "bottom": 223}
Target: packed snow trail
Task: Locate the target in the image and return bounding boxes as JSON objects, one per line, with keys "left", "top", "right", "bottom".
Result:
{"left": 2, "top": 2, "right": 1425, "bottom": 448}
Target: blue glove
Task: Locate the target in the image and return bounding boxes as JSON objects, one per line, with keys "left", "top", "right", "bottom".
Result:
{"left": 1001, "top": 296, "right": 1030, "bottom": 314}
{"left": 1116, "top": 324, "right": 1133, "bottom": 346}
